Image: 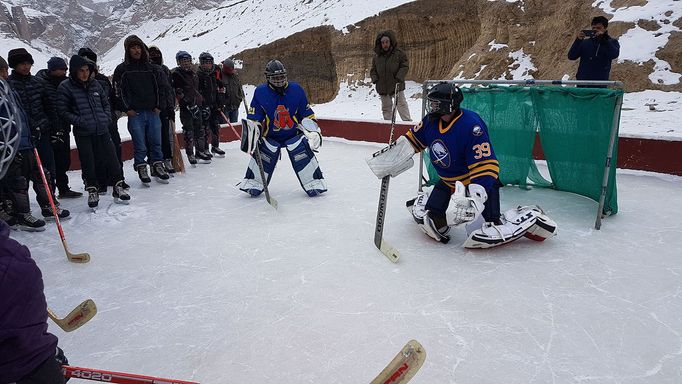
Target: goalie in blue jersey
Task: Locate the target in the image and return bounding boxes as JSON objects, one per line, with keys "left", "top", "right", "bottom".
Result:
{"left": 239, "top": 60, "right": 327, "bottom": 197}
{"left": 367, "top": 82, "right": 557, "bottom": 248}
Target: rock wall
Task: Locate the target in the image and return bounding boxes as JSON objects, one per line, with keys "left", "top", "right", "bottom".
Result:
{"left": 234, "top": 0, "right": 682, "bottom": 103}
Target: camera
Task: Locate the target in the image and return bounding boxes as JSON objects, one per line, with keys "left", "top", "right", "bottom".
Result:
{"left": 582, "top": 29, "right": 596, "bottom": 38}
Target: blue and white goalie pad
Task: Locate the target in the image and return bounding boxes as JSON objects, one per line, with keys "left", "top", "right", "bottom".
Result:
{"left": 285, "top": 134, "right": 327, "bottom": 196}
{"left": 238, "top": 137, "right": 280, "bottom": 196}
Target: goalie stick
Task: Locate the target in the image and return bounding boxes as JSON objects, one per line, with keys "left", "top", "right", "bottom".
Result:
{"left": 47, "top": 299, "right": 97, "bottom": 332}
{"left": 373, "top": 84, "right": 401, "bottom": 263}
{"left": 370, "top": 340, "right": 426, "bottom": 384}
{"left": 34, "top": 148, "right": 90, "bottom": 263}
{"left": 63, "top": 365, "right": 198, "bottom": 384}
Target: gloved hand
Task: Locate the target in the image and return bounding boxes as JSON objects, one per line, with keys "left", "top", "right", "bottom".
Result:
{"left": 55, "top": 346, "right": 70, "bottom": 382}
{"left": 51, "top": 130, "right": 66, "bottom": 145}
{"left": 298, "top": 118, "right": 322, "bottom": 150}
{"left": 201, "top": 106, "right": 211, "bottom": 120}
{"left": 187, "top": 105, "right": 200, "bottom": 120}
{"left": 31, "top": 127, "right": 42, "bottom": 142}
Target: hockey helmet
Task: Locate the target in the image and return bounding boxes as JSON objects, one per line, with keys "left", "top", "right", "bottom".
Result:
{"left": 426, "top": 82, "right": 464, "bottom": 116}
{"left": 176, "top": 51, "right": 192, "bottom": 63}
{"left": 199, "top": 52, "right": 214, "bottom": 65}
{"left": 0, "top": 79, "right": 21, "bottom": 179}
{"left": 264, "top": 59, "right": 287, "bottom": 89}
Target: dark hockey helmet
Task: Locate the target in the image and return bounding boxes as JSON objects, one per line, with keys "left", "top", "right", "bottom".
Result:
{"left": 264, "top": 59, "right": 287, "bottom": 89}
{"left": 176, "top": 51, "right": 192, "bottom": 63}
{"left": 199, "top": 52, "right": 214, "bottom": 65}
{"left": 426, "top": 82, "right": 464, "bottom": 116}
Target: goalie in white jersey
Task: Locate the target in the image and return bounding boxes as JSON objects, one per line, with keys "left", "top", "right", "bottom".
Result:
{"left": 367, "top": 82, "right": 557, "bottom": 248}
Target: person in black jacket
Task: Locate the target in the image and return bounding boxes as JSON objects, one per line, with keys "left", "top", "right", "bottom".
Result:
{"left": 58, "top": 55, "right": 131, "bottom": 209}
{"left": 148, "top": 46, "right": 177, "bottom": 173}
{"left": 567, "top": 16, "right": 620, "bottom": 87}
{"left": 6, "top": 48, "right": 69, "bottom": 221}
{"left": 197, "top": 52, "right": 219, "bottom": 161}
{"left": 112, "top": 35, "right": 170, "bottom": 185}
{"left": 78, "top": 47, "right": 130, "bottom": 194}
{"left": 36, "top": 57, "right": 83, "bottom": 199}
{"left": 171, "top": 51, "right": 207, "bottom": 165}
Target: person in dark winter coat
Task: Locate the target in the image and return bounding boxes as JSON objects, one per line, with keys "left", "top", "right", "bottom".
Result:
{"left": 36, "top": 57, "right": 82, "bottom": 199}
{"left": 171, "top": 51, "right": 207, "bottom": 165}
{"left": 112, "top": 35, "right": 170, "bottom": 185}
{"left": 567, "top": 16, "right": 620, "bottom": 87}
{"left": 0, "top": 79, "right": 69, "bottom": 383}
{"left": 197, "top": 52, "right": 223, "bottom": 158}
{"left": 4, "top": 49, "right": 70, "bottom": 224}
{"left": 148, "top": 46, "right": 177, "bottom": 173}
{"left": 78, "top": 47, "right": 129, "bottom": 193}
{"left": 57, "top": 55, "right": 131, "bottom": 209}
{"left": 370, "top": 30, "right": 411, "bottom": 121}
{"left": 219, "top": 58, "right": 245, "bottom": 123}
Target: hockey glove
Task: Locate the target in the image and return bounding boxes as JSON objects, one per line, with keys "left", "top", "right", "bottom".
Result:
{"left": 447, "top": 181, "right": 484, "bottom": 226}
{"left": 50, "top": 130, "right": 66, "bottom": 145}
{"left": 187, "top": 105, "right": 201, "bottom": 120}
{"left": 55, "top": 347, "right": 70, "bottom": 382}
{"left": 298, "top": 118, "right": 322, "bottom": 150}
{"left": 366, "top": 135, "right": 415, "bottom": 179}
{"left": 240, "top": 119, "right": 261, "bottom": 154}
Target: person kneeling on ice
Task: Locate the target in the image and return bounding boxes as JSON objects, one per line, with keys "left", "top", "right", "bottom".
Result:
{"left": 57, "top": 55, "right": 130, "bottom": 210}
{"left": 239, "top": 59, "right": 327, "bottom": 197}
{"left": 367, "top": 82, "right": 557, "bottom": 248}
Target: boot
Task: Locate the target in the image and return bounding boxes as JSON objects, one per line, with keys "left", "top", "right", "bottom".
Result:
{"left": 87, "top": 186, "right": 99, "bottom": 209}
{"left": 15, "top": 212, "right": 46, "bottom": 232}
{"left": 163, "top": 159, "right": 175, "bottom": 174}
{"left": 187, "top": 154, "right": 198, "bottom": 165}
{"left": 41, "top": 205, "right": 71, "bottom": 220}
{"left": 136, "top": 163, "right": 151, "bottom": 185}
{"left": 211, "top": 146, "right": 225, "bottom": 157}
{"left": 152, "top": 161, "right": 170, "bottom": 183}
{"left": 113, "top": 181, "right": 131, "bottom": 204}
{"left": 58, "top": 188, "right": 83, "bottom": 199}
{"left": 196, "top": 150, "right": 212, "bottom": 163}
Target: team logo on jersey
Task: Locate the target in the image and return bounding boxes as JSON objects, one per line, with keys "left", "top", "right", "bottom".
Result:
{"left": 472, "top": 125, "right": 483, "bottom": 136}
{"left": 274, "top": 105, "right": 294, "bottom": 130}
{"left": 430, "top": 140, "right": 451, "bottom": 168}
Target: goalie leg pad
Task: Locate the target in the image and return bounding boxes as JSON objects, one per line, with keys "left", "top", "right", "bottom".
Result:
{"left": 239, "top": 138, "right": 280, "bottom": 196}
{"left": 464, "top": 206, "right": 539, "bottom": 249}
{"left": 420, "top": 210, "right": 451, "bottom": 244}
{"left": 285, "top": 135, "right": 327, "bottom": 197}
{"left": 520, "top": 205, "right": 558, "bottom": 241}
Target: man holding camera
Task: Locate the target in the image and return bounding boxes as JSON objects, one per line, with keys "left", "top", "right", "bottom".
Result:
{"left": 567, "top": 16, "right": 620, "bottom": 87}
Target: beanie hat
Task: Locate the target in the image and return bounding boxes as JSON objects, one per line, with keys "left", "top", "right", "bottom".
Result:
{"left": 77, "top": 47, "right": 97, "bottom": 63}
{"left": 47, "top": 57, "right": 67, "bottom": 72}
{"left": 7, "top": 48, "right": 34, "bottom": 68}
{"left": 0, "top": 56, "right": 7, "bottom": 69}
{"left": 222, "top": 58, "right": 235, "bottom": 74}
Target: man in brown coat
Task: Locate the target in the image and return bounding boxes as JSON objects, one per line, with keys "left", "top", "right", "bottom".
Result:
{"left": 370, "top": 30, "right": 411, "bottom": 121}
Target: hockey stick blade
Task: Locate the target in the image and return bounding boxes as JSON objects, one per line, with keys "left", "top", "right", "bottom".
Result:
{"left": 47, "top": 299, "right": 97, "bottom": 332}
{"left": 63, "top": 365, "right": 199, "bottom": 384}
{"left": 378, "top": 240, "right": 399, "bottom": 263}
{"left": 370, "top": 340, "right": 426, "bottom": 384}
{"left": 66, "top": 246, "right": 90, "bottom": 263}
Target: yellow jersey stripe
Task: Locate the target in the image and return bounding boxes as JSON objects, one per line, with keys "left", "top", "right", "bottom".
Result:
{"left": 470, "top": 171, "right": 500, "bottom": 181}
{"left": 406, "top": 131, "right": 426, "bottom": 151}
{"left": 438, "top": 111, "right": 463, "bottom": 134}
{"left": 469, "top": 164, "right": 500, "bottom": 175}
{"left": 467, "top": 159, "right": 499, "bottom": 170}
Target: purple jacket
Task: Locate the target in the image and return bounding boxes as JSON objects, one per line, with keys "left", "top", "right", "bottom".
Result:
{"left": 0, "top": 220, "right": 58, "bottom": 382}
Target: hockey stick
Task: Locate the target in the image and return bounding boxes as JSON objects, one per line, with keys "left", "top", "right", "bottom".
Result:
{"left": 373, "top": 84, "right": 401, "bottom": 263}
{"left": 63, "top": 365, "right": 198, "bottom": 384}
{"left": 33, "top": 148, "right": 90, "bottom": 263}
{"left": 218, "top": 110, "right": 241, "bottom": 139}
{"left": 370, "top": 340, "right": 426, "bottom": 384}
{"left": 47, "top": 299, "right": 97, "bottom": 332}
{"left": 170, "top": 118, "right": 186, "bottom": 174}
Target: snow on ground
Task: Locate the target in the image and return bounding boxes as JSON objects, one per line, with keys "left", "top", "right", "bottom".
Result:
{"left": 13, "top": 139, "right": 682, "bottom": 383}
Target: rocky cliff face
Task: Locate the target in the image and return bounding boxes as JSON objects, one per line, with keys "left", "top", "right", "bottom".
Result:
{"left": 234, "top": 0, "right": 682, "bottom": 103}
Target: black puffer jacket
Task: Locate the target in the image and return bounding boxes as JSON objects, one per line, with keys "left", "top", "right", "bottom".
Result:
{"left": 57, "top": 55, "right": 112, "bottom": 137}
{"left": 111, "top": 35, "right": 167, "bottom": 112}
{"left": 370, "top": 30, "right": 409, "bottom": 95}
{"left": 36, "top": 69, "right": 70, "bottom": 134}
{"left": 7, "top": 71, "right": 52, "bottom": 138}
{"left": 197, "top": 65, "right": 219, "bottom": 107}
{"left": 171, "top": 67, "right": 202, "bottom": 108}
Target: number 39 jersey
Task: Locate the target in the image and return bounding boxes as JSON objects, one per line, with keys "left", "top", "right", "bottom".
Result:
{"left": 405, "top": 108, "right": 500, "bottom": 190}
{"left": 247, "top": 81, "right": 316, "bottom": 143}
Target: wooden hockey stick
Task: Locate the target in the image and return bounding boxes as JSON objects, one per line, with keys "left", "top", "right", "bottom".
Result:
{"left": 370, "top": 340, "right": 426, "bottom": 384}
{"left": 373, "top": 84, "right": 401, "bottom": 262}
{"left": 170, "top": 118, "right": 186, "bottom": 174}
{"left": 47, "top": 299, "right": 97, "bottom": 332}
{"left": 63, "top": 365, "right": 198, "bottom": 384}
{"left": 33, "top": 148, "right": 89, "bottom": 263}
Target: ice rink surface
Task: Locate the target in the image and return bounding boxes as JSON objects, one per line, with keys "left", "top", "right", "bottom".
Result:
{"left": 13, "top": 139, "right": 682, "bottom": 384}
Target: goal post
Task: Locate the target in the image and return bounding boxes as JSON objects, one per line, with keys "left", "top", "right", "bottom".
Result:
{"left": 418, "top": 79, "right": 624, "bottom": 229}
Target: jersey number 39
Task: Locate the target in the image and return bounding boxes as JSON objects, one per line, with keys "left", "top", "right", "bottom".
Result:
{"left": 473, "top": 143, "right": 491, "bottom": 159}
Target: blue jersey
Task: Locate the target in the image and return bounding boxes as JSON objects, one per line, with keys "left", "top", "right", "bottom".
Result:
{"left": 405, "top": 108, "right": 499, "bottom": 191}
{"left": 247, "top": 82, "right": 315, "bottom": 143}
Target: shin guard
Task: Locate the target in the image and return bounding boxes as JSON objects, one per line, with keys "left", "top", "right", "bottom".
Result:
{"left": 239, "top": 137, "right": 280, "bottom": 196}
{"left": 285, "top": 135, "right": 327, "bottom": 196}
